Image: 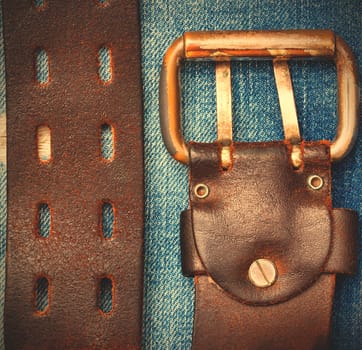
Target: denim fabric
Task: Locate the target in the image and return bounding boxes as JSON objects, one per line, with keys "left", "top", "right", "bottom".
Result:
{"left": 36, "top": 49, "right": 49, "bottom": 85}
{"left": 139, "top": 1, "right": 361, "bottom": 349}
{"left": 38, "top": 203, "right": 50, "bottom": 238}
{"left": 98, "top": 47, "right": 112, "bottom": 83}
{"left": 33, "top": 0, "right": 44, "bottom": 9}
{"left": 99, "top": 278, "right": 113, "bottom": 313}
{"left": 0, "top": 1, "right": 361, "bottom": 350}
{"left": 102, "top": 202, "right": 114, "bottom": 239}
{"left": 35, "top": 277, "right": 49, "bottom": 313}
{"left": 100, "top": 123, "right": 114, "bottom": 160}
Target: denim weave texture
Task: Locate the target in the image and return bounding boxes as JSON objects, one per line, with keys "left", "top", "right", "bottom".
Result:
{"left": 38, "top": 203, "right": 50, "bottom": 238}
{"left": 98, "top": 47, "right": 112, "bottom": 83}
{"left": 140, "top": 1, "right": 361, "bottom": 349}
{"left": 35, "top": 49, "right": 49, "bottom": 85}
{"left": 0, "top": 1, "right": 361, "bottom": 350}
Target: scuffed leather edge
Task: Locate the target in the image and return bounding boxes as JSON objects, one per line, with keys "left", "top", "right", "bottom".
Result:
{"left": 325, "top": 208, "right": 359, "bottom": 274}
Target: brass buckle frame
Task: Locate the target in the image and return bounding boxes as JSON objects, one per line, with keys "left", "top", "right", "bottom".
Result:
{"left": 159, "top": 30, "right": 359, "bottom": 167}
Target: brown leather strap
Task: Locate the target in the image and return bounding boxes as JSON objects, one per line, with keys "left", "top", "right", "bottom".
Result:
{"left": 181, "top": 208, "right": 359, "bottom": 276}
{"left": 325, "top": 208, "right": 359, "bottom": 274}
{"left": 3, "top": 1, "right": 143, "bottom": 349}
{"left": 193, "top": 275, "right": 335, "bottom": 350}
{"left": 183, "top": 141, "right": 358, "bottom": 349}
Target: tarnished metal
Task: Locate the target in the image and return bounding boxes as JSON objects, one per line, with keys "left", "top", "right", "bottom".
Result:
{"left": 183, "top": 30, "right": 335, "bottom": 59}
{"left": 194, "top": 184, "right": 210, "bottom": 199}
{"left": 159, "top": 37, "right": 187, "bottom": 164}
{"left": 215, "top": 61, "right": 233, "bottom": 169}
{"left": 333, "top": 36, "right": 360, "bottom": 162}
{"left": 307, "top": 175, "right": 324, "bottom": 190}
{"left": 160, "top": 30, "right": 360, "bottom": 165}
{"left": 273, "top": 59, "right": 302, "bottom": 168}
{"left": 248, "top": 259, "right": 278, "bottom": 288}
{"left": 273, "top": 60, "right": 300, "bottom": 143}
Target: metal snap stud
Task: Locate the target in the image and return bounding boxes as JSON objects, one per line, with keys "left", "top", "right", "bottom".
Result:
{"left": 307, "top": 175, "right": 324, "bottom": 190}
{"left": 248, "top": 259, "right": 277, "bottom": 288}
{"left": 194, "top": 184, "right": 209, "bottom": 199}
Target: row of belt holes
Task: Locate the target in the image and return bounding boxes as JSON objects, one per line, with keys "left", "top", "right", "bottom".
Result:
{"left": 36, "top": 38, "right": 113, "bottom": 159}
{"left": 35, "top": 277, "right": 114, "bottom": 314}
{"left": 33, "top": 0, "right": 113, "bottom": 316}
{"left": 36, "top": 203, "right": 114, "bottom": 309}
{"left": 32, "top": 1, "right": 49, "bottom": 316}
{"left": 36, "top": 46, "right": 114, "bottom": 160}
{"left": 33, "top": 0, "right": 110, "bottom": 10}
{"left": 38, "top": 202, "right": 115, "bottom": 239}
{"left": 37, "top": 123, "right": 114, "bottom": 162}
{"left": 37, "top": 202, "right": 115, "bottom": 313}
{"left": 34, "top": 43, "right": 50, "bottom": 313}
{"left": 35, "top": 46, "right": 112, "bottom": 85}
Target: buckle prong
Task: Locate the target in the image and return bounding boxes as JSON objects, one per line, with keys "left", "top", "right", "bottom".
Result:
{"left": 273, "top": 59, "right": 301, "bottom": 144}
{"left": 215, "top": 61, "right": 233, "bottom": 169}
{"left": 273, "top": 59, "right": 302, "bottom": 168}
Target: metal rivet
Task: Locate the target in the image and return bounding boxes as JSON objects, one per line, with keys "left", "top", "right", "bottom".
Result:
{"left": 307, "top": 175, "right": 324, "bottom": 190}
{"left": 248, "top": 259, "right": 277, "bottom": 288}
{"left": 194, "top": 184, "right": 209, "bottom": 199}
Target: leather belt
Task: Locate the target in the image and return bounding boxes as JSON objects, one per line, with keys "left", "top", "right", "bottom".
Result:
{"left": 160, "top": 30, "right": 360, "bottom": 349}
{"left": 3, "top": 1, "right": 144, "bottom": 349}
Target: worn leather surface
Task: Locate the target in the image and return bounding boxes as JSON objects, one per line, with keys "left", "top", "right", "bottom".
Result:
{"left": 193, "top": 274, "right": 335, "bottom": 350}
{"left": 3, "top": 1, "right": 144, "bottom": 349}
{"left": 189, "top": 141, "right": 333, "bottom": 305}
{"left": 186, "top": 141, "right": 358, "bottom": 349}
{"left": 181, "top": 208, "right": 359, "bottom": 277}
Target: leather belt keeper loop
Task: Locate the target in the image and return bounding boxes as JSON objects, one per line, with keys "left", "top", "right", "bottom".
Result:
{"left": 183, "top": 141, "right": 359, "bottom": 306}
{"left": 181, "top": 141, "right": 359, "bottom": 349}
{"left": 181, "top": 203, "right": 359, "bottom": 277}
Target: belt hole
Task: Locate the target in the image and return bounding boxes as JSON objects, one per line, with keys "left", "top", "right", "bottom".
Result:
{"left": 100, "top": 123, "right": 114, "bottom": 161}
{"left": 37, "top": 125, "right": 51, "bottom": 162}
{"left": 38, "top": 203, "right": 50, "bottom": 238}
{"left": 98, "top": 47, "right": 112, "bottom": 84}
{"left": 33, "top": 0, "right": 45, "bottom": 10}
{"left": 35, "top": 276, "right": 49, "bottom": 314}
{"left": 97, "top": 0, "right": 109, "bottom": 6}
{"left": 102, "top": 202, "right": 115, "bottom": 239}
{"left": 36, "top": 49, "right": 49, "bottom": 85}
{"left": 99, "top": 277, "right": 113, "bottom": 313}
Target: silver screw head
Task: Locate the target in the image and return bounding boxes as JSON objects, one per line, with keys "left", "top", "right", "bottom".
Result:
{"left": 248, "top": 258, "right": 277, "bottom": 288}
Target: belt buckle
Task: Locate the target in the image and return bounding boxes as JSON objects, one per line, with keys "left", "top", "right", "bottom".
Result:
{"left": 159, "top": 30, "right": 360, "bottom": 349}
{"left": 159, "top": 30, "right": 359, "bottom": 168}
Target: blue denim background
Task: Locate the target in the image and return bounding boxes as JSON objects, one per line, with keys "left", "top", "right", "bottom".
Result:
{"left": 140, "top": 1, "right": 361, "bottom": 349}
{"left": 0, "top": 1, "right": 361, "bottom": 349}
